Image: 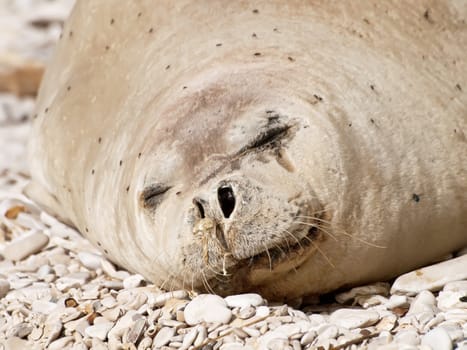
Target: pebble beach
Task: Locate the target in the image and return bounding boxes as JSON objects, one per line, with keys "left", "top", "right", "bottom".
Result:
{"left": 0, "top": 1, "right": 466, "bottom": 349}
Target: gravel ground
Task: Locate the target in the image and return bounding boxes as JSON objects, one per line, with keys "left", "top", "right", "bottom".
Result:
{"left": 0, "top": 1, "right": 466, "bottom": 349}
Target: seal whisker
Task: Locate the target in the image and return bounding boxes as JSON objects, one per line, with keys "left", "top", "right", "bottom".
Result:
{"left": 296, "top": 217, "right": 387, "bottom": 249}
{"left": 300, "top": 235, "right": 336, "bottom": 268}
{"left": 293, "top": 220, "right": 339, "bottom": 242}
{"left": 262, "top": 243, "right": 273, "bottom": 271}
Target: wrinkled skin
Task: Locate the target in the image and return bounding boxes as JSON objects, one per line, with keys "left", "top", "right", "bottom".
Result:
{"left": 28, "top": 1, "right": 467, "bottom": 300}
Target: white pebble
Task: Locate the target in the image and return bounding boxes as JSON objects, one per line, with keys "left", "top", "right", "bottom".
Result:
{"left": 421, "top": 327, "right": 453, "bottom": 350}
{"left": 153, "top": 326, "right": 175, "bottom": 348}
{"left": 123, "top": 274, "right": 145, "bottom": 289}
{"left": 184, "top": 294, "right": 232, "bottom": 325}
{"left": 407, "top": 290, "right": 438, "bottom": 315}
{"left": 255, "top": 305, "right": 270, "bottom": 318}
{"left": 391, "top": 255, "right": 467, "bottom": 295}
{"left": 77, "top": 251, "right": 102, "bottom": 270}
{"left": 0, "top": 279, "right": 10, "bottom": 298}
{"left": 31, "top": 300, "right": 58, "bottom": 314}
{"left": 3, "top": 230, "right": 49, "bottom": 261}
{"left": 330, "top": 309, "right": 380, "bottom": 329}
{"left": 224, "top": 293, "right": 264, "bottom": 308}
{"left": 85, "top": 322, "right": 114, "bottom": 341}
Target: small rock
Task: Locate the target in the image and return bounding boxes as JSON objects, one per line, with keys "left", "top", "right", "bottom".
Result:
{"left": 391, "top": 255, "right": 467, "bottom": 295}
{"left": 184, "top": 294, "right": 232, "bottom": 325}
{"left": 330, "top": 309, "right": 380, "bottom": 329}
{"left": 407, "top": 290, "right": 438, "bottom": 315}
{"left": 153, "top": 327, "right": 175, "bottom": 348}
{"left": 84, "top": 322, "right": 113, "bottom": 341}
{"left": 421, "top": 327, "right": 453, "bottom": 350}
{"left": 256, "top": 305, "right": 270, "bottom": 318}
{"left": 394, "top": 330, "right": 421, "bottom": 345}
{"left": 3, "top": 230, "right": 49, "bottom": 261}
{"left": 0, "top": 279, "right": 10, "bottom": 298}
{"left": 335, "top": 282, "right": 390, "bottom": 304}
{"left": 31, "top": 300, "right": 58, "bottom": 314}
{"left": 77, "top": 251, "right": 101, "bottom": 270}
{"left": 123, "top": 274, "right": 145, "bottom": 289}
{"left": 224, "top": 293, "right": 264, "bottom": 308}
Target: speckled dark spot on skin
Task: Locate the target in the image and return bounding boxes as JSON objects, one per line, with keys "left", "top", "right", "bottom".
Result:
{"left": 119, "top": 160, "right": 123, "bottom": 166}
{"left": 216, "top": 43, "right": 222, "bottom": 47}
{"left": 176, "top": 191, "right": 182, "bottom": 195}
{"left": 69, "top": 31, "right": 73, "bottom": 37}
{"left": 85, "top": 227, "right": 89, "bottom": 232}
{"left": 273, "top": 27, "right": 279, "bottom": 32}
{"left": 126, "top": 185, "right": 130, "bottom": 192}
{"left": 370, "top": 118, "right": 375, "bottom": 124}
{"left": 348, "top": 123, "right": 352, "bottom": 127}
{"left": 165, "top": 65, "right": 170, "bottom": 70}
{"left": 137, "top": 12, "right": 142, "bottom": 18}
{"left": 138, "top": 152, "right": 142, "bottom": 158}
{"left": 370, "top": 84, "right": 375, "bottom": 91}
{"left": 44, "top": 108, "right": 49, "bottom": 113}
{"left": 33, "top": 114, "right": 38, "bottom": 119}
{"left": 97, "top": 241, "right": 102, "bottom": 247}
{"left": 59, "top": 33, "right": 63, "bottom": 39}
{"left": 252, "top": 9, "right": 259, "bottom": 14}
{"left": 252, "top": 33, "right": 257, "bottom": 38}
{"left": 104, "top": 249, "right": 109, "bottom": 254}
{"left": 288, "top": 56, "right": 295, "bottom": 62}
{"left": 363, "top": 18, "right": 370, "bottom": 25}
{"left": 110, "top": 18, "right": 115, "bottom": 25}
{"left": 98, "top": 137, "right": 102, "bottom": 144}
{"left": 182, "top": 86, "right": 187, "bottom": 90}
{"left": 91, "top": 169, "right": 95, "bottom": 175}
{"left": 148, "top": 28, "right": 154, "bottom": 33}
{"left": 313, "top": 94, "right": 323, "bottom": 102}
{"left": 423, "top": 9, "right": 434, "bottom": 23}
{"left": 105, "top": 45, "right": 110, "bottom": 51}
{"left": 456, "top": 83, "right": 462, "bottom": 91}
{"left": 67, "top": 86, "right": 71, "bottom": 91}
{"left": 412, "top": 193, "right": 421, "bottom": 202}
{"left": 254, "top": 52, "right": 262, "bottom": 57}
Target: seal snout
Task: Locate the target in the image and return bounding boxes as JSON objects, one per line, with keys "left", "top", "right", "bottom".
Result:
{"left": 192, "top": 182, "right": 237, "bottom": 252}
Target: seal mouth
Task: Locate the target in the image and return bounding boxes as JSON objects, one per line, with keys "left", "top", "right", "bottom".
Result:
{"left": 245, "top": 225, "right": 321, "bottom": 269}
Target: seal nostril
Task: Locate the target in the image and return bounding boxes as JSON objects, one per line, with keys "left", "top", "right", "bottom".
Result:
{"left": 218, "top": 186, "right": 236, "bottom": 219}
{"left": 194, "top": 199, "right": 205, "bottom": 219}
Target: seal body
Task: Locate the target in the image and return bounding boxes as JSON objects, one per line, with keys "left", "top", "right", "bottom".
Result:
{"left": 28, "top": 1, "right": 467, "bottom": 300}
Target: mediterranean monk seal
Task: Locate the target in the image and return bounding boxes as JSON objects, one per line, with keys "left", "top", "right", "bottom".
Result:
{"left": 27, "top": 1, "right": 467, "bottom": 300}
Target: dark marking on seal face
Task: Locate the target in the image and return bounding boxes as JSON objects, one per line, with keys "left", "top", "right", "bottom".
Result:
{"left": 412, "top": 193, "right": 421, "bottom": 202}
{"left": 241, "top": 124, "right": 291, "bottom": 152}
{"left": 140, "top": 184, "right": 172, "bottom": 209}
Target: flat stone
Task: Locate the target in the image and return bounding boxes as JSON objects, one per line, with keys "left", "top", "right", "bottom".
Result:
{"left": 84, "top": 322, "right": 114, "bottom": 341}
{"left": 421, "top": 327, "right": 453, "bottom": 350}
{"left": 329, "top": 309, "right": 380, "bottom": 329}
{"left": 184, "top": 294, "right": 232, "bottom": 325}
{"left": 391, "top": 254, "right": 467, "bottom": 295}
{"left": 122, "top": 274, "right": 145, "bottom": 289}
{"left": 153, "top": 326, "right": 175, "bottom": 348}
{"left": 0, "top": 278, "right": 10, "bottom": 298}
{"left": 77, "top": 251, "right": 101, "bottom": 270}
{"left": 3, "top": 230, "right": 49, "bottom": 261}
{"left": 407, "top": 290, "right": 438, "bottom": 315}
{"left": 224, "top": 293, "right": 264, "bottom": 308}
